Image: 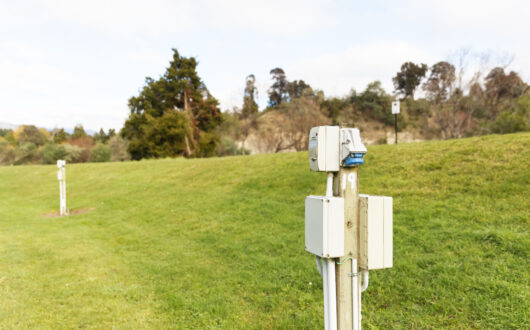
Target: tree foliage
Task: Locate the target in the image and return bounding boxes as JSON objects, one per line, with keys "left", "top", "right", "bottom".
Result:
{"left": 1, "top": 53, "right": 529, "bottom": 165}
{"left": 321, "top": 97, "right": 350, "bottom": 125}
{"left": 287, "top": 80, "right": 312, "bottom": 100}
{"left": 40, "top": 144, "right": 69, "bottom": 164}
{"left": 121, "top": 49, "right": 222, "bottom": 159}
{"left": 393, "top": 62, "right": 428, "bottom": 99}
{"left": 17, "top": 125, "right": 47, "bottom": 146}
{"left": 268, "top": 68, "right": 314, "bottom": 107}
{"left": 483, "top": 67, "right": 528, "bottom": 120}
{"left": 268, "top": 68, "right": 289, "bottom": 107}
{"left": 423, "top": 61, "right": 456, "bottom": 104}
{"left": 108, "top": 136, "right": 131, "bottom": 162}
{"left": 90, "top": 143, "right": 111, "bottom": 162}
{"left": 72, "top": 124, "right": 87, "bottom": 139}
{"left": 353, "top": 81, "right": 394, "bottom": 125}
{"left": 52, "top": 128, "right": 68, "bottom": 144}
{"left": 242, "top": 74, "right": 259, "bottom": 119}
{"left": 0, "top": 129, "right": 11, "bottom": 137}
{"left": 0, "top": 124, "right": 129, "bottom": 166}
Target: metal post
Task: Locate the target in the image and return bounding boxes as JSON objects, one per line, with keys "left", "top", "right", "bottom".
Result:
{"left": 394, "top": 114, "right": 398, "bottom": 145}
{"left": 57, "top": 160, "right": 67, "bottom": 216}
{"left": 325, "top": 172, "right": 337, "bottom": 330}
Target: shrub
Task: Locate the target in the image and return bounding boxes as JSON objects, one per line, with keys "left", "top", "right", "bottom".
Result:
{"left": 217, "top": 136, "right": 249, "bottom": 156}
{"left": 90, "top": 143, "right": 111, "bottom": 162}
{"left": 17, "top": 125, "right": 48, "bottom": 146}
{"left": 15, "top": 142, "right": 38, "bottom": 165}
{"left": 63, "top": 144, "right": 83, "bottom": 163}
{"left": 108, "top": 136, "right": 130, "bottom": 162}
{"left": 489, "top": 111, "right": 529, "bottom": 134}
{"left": 196, "top": 132, "right": 219, "bottom": 157}
{"left": 0, "top": 141, "right": 16, "bottom": 165}
{"left": 40, "top": 144, "right": 68, "bottom": 164}
{"left": 68, "top": 137, "right": 94, "bottom": 162}
{"left": 487, "top": 95, "right": 530, "bottom": 134}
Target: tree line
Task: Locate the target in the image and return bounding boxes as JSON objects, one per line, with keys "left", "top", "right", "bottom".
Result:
{"left": 0, "top": 125, "right": 129, "bottom": 165}
{"left": 1, "top": 48, "right": 528, "bottom": 165}
{"left": 392, "top": 58, "right": 529, "bottom": 139}
{"left": 220, "top": 54, "right": 528, "bottom": 154}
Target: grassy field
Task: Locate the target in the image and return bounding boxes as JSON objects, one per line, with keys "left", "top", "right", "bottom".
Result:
{"left": 0, "top": 133, "right": 528, "bottom": 329}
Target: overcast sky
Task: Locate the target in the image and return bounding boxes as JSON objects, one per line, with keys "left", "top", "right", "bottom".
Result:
{"left": 1, "top": 0, "right": 529, "bottom": 130}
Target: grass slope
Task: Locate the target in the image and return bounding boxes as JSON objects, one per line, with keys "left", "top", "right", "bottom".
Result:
{"left": 0, "top": 133, "right": 528, "bottom": 329}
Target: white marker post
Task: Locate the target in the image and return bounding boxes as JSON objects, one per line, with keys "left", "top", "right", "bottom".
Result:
{"left": 57, "top": 160, "right": 68, "bottom": 216}
{"left": 392, "top": 101, "right": 400, "bottom": 144}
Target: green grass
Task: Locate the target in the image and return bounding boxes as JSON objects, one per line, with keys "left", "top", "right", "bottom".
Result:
{"left": 0, "top": 133, "right": 529, "bottom": 329}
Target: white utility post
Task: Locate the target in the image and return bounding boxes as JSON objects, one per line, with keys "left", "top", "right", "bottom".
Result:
{"left": 305, "top": 126, "right": 393, "bottom": 329}
{"left": 57, "top": 160, "right": 68, "bottom": 216}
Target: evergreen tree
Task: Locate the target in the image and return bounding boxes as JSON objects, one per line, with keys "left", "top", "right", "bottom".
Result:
{"left": 52, "top": 128, "right": 68, "bottom": 144}
{"left": 72, "top": 124, "right": 87, "bottom": 139}
{"left": 94, "top": 128, "right": 109, "bottom": 144}
{"left": 121, "top": 49, "right": 222, "bottom": 159}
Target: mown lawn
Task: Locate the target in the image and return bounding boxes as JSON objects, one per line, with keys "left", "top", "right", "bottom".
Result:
{"left": 0, "top": 132, "right": 528, "bottom": 328}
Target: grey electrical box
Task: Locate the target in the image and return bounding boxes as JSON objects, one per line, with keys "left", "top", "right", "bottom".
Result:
{"left": 308, "top": 126, "right": 340, "bottom": 172}
{"left": 305, "top": 195, "right": 345, "bottom": 258}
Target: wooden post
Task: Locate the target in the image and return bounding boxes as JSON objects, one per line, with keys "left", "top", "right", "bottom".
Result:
{"left": 334, "top": 167, "right": 361, "bottom": 329}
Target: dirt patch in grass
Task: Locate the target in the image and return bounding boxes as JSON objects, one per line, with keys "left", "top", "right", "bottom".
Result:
{"left": 43, "top": 208, "right": 94, "bottom": 218}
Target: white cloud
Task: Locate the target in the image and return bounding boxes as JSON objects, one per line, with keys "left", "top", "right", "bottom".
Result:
{"left": 0, "top": 0, "right": 528, "bottom": 130}
{"left": 0, "top": 0, "right": 338, "bottom": 39}
{"left": 203, "top": 38, "right": 529, "bottom": 111}
{"left": 197, "top": 0, "right": 339, "bottom": 35}
{"left": 0, "top": 0, "right": 196, "bottom": 40}
{"left": 289, "top": 41, "right": 437, "bottom": 96}
{"left": 409, "top": 0, "right": 530, "bottom": 32}
{"left": 0, "top": 45, "right": 127, "bottom": 130}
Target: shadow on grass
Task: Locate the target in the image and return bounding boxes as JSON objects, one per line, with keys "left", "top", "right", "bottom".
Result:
{"left": 43, "top": 207, "right": 94, "bottom": 218}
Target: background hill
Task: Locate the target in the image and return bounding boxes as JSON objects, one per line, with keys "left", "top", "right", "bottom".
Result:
{"left": 0, "top": 133, "right": 528, "bottom": 328}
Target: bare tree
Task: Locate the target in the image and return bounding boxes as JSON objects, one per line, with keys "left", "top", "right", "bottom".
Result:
{"left": 423, "top": 50, "right": 503, "bottom": 139}
{"left": 257, "top": 96, "right": 329, "bottom": 153}
{"left": 239, "top": 74, "right": 259, "bottom": 152}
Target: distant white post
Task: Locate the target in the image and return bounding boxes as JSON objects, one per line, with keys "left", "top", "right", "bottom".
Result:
{"left": 57, "top": 160, "right": 67, "bottom": 216}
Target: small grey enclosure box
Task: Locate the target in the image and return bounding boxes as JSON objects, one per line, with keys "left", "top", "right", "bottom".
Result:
{"left": 308, "top": 126, "right": 340, "bottom": 172}
{"left": 305, "top": 195, "right": 345, "bottom": 258}
{"left": 359, "top": 195, "right": 393, "bottom": 270}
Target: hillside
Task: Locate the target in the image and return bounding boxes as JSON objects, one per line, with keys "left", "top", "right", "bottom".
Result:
{"left": 0, "top": 133, "right": 528, "bottom": 328}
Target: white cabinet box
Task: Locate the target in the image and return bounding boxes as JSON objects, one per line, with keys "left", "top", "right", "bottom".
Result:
{"left": 308, "top": 126, "right": 340, "bottom": 172}
{"left": 305, "top": 195, "right": 344, "bottom": 258}
{"left": 359, "top": 195, "right": 393, "bottom": 270}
